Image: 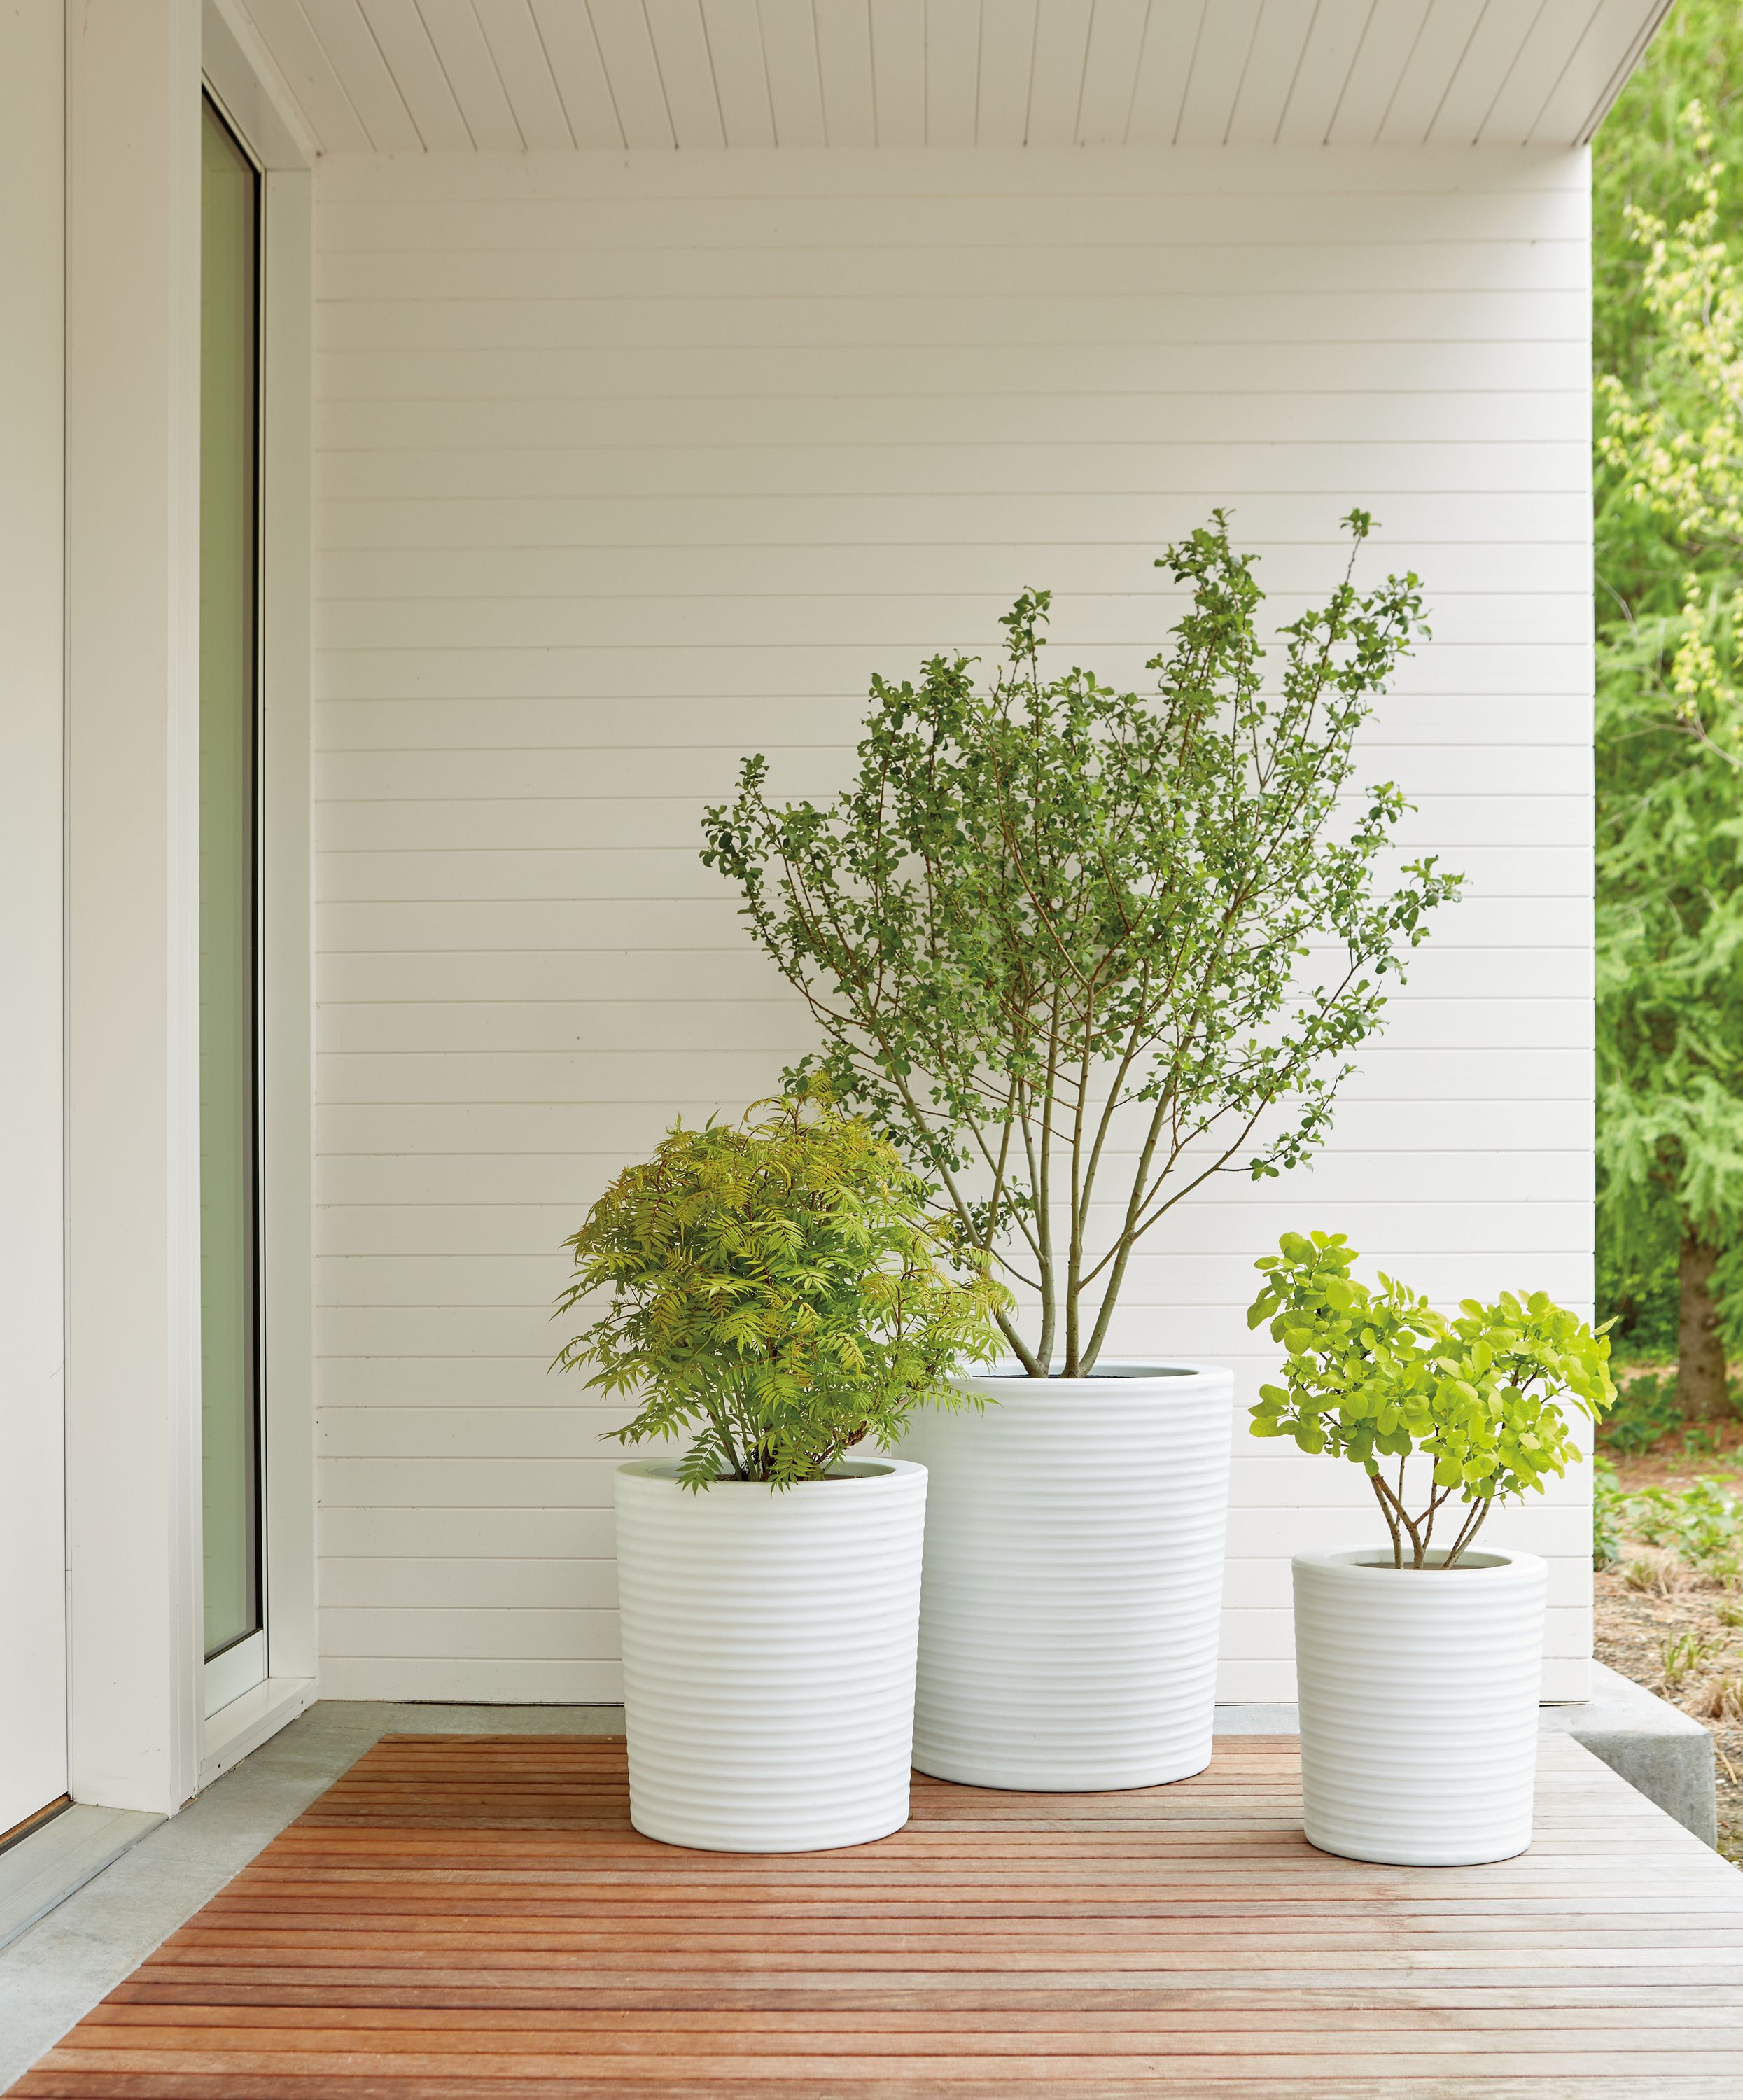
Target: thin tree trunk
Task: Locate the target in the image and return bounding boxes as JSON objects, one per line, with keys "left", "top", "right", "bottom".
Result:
{"left": 1678, "top": 1231, "right": 1730, "bottom": 1420}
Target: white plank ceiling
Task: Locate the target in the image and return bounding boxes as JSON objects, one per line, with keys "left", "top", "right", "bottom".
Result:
{"left": 230, "top": 0, "right": 1672, "bottom": 155}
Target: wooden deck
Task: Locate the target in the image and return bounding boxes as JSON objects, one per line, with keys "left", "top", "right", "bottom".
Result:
{"left": 10, "top": 1730, "right": 1743, "bottom": 2097}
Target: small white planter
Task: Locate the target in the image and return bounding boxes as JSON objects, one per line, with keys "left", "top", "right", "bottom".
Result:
{"left": 894, "top": 1362, "right": 1234, "bottom": 1791}
{"left": 1292, "top": 1545, "right": 1548, "bottom": 1866}
{"left": 614, "top": 1457, "right": 926, "bottom": 1852}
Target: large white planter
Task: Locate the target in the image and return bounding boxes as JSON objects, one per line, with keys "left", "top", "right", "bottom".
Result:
{"left": 1292, "top": 1545, "right": 1548, "bottom": 1866}
{"left": 894, "top": 1362, "right": 1234, "bottom": 1791}
{"left": 614, "top": 1457, "right": 926, "bottom": 1852}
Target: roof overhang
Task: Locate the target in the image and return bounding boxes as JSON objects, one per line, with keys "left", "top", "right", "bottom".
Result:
{"left": 223, "top": 0, "right": 1674, "bottom": 158}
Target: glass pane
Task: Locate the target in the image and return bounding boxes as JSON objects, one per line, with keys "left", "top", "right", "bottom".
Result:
{"left": 200, "top": 99, "right": 260, "bottom": 1662}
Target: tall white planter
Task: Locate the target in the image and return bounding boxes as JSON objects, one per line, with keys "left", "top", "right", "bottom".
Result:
{"left": 614, "top": 1457, "right": 926, "bottom": 1852}
{"left": 1293, "top": 1546, "right": 1548, "bottom": 1866}
{"left": 895, "top": 1363, "right": 1234, "bottom": 1791}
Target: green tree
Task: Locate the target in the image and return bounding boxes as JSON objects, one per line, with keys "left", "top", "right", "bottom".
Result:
{"left": 1595, "top": 1, "right": 1743, "bottom": 389}
{"left": 1596, "top": 13, "right": 1743, "bottom": 1413}
{"left": 703, "top": 514, "right": 1459, "bottom": 1378}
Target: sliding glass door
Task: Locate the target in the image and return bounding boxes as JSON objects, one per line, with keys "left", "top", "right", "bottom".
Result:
{"left": 200, "top": 94, "right": 263, "bottom": 1703}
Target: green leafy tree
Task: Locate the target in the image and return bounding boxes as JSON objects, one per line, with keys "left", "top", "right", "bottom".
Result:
{"left": 553, "top": 1088, "right": 1008, "bottom": 1488}
{"left": 703, "top": 512, "right": 1459, "bottom": 1378}
{"left": 1596, "top": 72, "right": 1743, "bottom": 1413}
{"left": 1247, "top": 1232, "right": 1615, "bottom": 1572}
{"left": 1594, "top": 1, "right": 1743, "bottom": 391}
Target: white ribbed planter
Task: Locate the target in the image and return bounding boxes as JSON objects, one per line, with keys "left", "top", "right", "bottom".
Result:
{"left": 894, "top": 1362, "right": 1233, "bottom": 1791}
{"left": 1293, "top": 1545, "right": 1548, "bottom": 1866}
{"left": 613, "top": 1457, "right": 926, "bottom": 1852}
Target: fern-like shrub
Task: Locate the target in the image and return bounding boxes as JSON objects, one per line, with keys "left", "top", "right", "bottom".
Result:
{"left": 554, "top": 1090, "right": 1009, "bottom": 1489}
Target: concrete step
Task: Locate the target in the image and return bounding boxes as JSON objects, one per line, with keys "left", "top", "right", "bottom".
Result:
{"left": 1215, "top": 1661, "right": 1719, "bottom": 1847}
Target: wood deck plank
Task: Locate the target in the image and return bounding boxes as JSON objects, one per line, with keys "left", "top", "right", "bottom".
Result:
{"left": 10, "top": 1732, "right": 1743, "bottom": 2095}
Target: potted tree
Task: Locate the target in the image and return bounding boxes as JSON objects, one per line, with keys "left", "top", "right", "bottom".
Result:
{"left": 701, "top": 513, "right": 1462, "bottom": 1790}
{"left": 1248, "top": 1231, "right": 1615, "bottom": 1865}
{"left": 554, "top": 1088, "right": 1005, "bottom": 1853}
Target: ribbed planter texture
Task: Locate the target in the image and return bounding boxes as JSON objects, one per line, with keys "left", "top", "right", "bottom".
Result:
{"left": 1293, "top": 1545, "right": 1548, "bottom": 1866}
{"left": 894, "top": 1363, "right": 1234, "bottom": 1791}
{"left": 613, "top": 1457, "right": 926, "bottom": 1852}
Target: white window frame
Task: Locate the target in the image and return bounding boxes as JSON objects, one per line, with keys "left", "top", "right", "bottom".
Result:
{"left": 200, "top": 0, "right": 316, "bottom": 1782}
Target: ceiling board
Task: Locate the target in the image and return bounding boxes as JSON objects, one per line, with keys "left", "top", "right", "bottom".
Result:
{"left": 1376, "top": 0, "right": 1483, "bottom": 143}
{"left": 297, "top": 0, "right": 421, "bottom": 150}
{"left": 1276, "top": 0, "right": 1376, "bottom": 145}
{"left": 1527, "top": 0, "right": 1669, "bottom": 146}
{"left": 701, "top": 0, "right": 776, "bottom": 148}
{"left": 419, "top": 0, "right": 524, "bottom": 148}
{"left": 814, "top": 0, "right": 877, "bottom": 146}
{"left": 974, "top": 0, "right": 1038, "bottom": 145}
{"left": 870, "top": 0, "right": 926, "bottom": 146}
{"left": 758, "top": 0, "right": 828, "bottom": 146}
{"left": 1326, "top": 0, "right": 1430, "bottom": 146}
{"left": 238, "top": 0, "right": 374, "bottom": 151}
{"left": 1126, "top": 0, "right": 1205, "bottom": 146}
{"left": 528, "top": 0, "right": 621, "bottom": 148}
{"left": 1427, "top": 0, "right": 1547, "bottom": 145}
{"left": 1024, "top": 0, "right": 1093, "bottom": 146}
{"left": 355, "top": 0, "right": 471, "bottom": 149}
{"left": 643, "top": 0, "right": 726, "bottom": 148}
{"left": 1480, "top": 0, "right": 1600, "bottom": 146}
{"left": 1175, "top": 0, "right": 1261, "bottom": 146}
{"left": 1226, "top": 0, "right": 1317, "bottom": 146}
{"left": 585, "top": 0, "right": 674, "bottom": 148}
{"left": 228, "top": 0, "right": 1672, "bottom": 154}
{"left": 474, "top": 1, "right": 574, "bottom": 149}
{"left": 925, "top": 0, "right": 981, "bottom": 146}
{"left": 1077, "top": 0, "right": 1150, "bottom": 148}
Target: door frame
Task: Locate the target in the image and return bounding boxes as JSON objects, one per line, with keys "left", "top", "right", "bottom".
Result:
{"left": 63, "top": 0, "right": 316, "bottom": 1815}
{"left": 202, "top": 0, "right": 317, "bottom": 1782}
{"left": 0, "top": 0, "right": 69, "bottom": 1840}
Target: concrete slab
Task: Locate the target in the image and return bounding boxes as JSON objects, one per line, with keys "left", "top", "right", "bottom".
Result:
{"left": 1540, "top": 1660, "right": 1718, "bottom": 1847}
{"left": 0, "top": 1806, "right": 162, "bottom": 1954}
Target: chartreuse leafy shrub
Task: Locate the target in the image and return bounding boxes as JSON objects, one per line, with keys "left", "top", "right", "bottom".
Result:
{"left": 554, "top": 1089, "right": 1009, "bottom": 1490}
{"left": 1247, "top": 1232, "right": 1616, "bottom": 1570}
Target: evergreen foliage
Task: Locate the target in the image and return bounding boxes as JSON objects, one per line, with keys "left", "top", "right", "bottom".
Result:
{"left": 1595, "top": 3, "right": 1743, "bottom": 1395}
{"left": 1247, "top": 1232, "right": 1614, "bottom": 1572}
{"left": 703, "top": 513, "right": 1458, "bottom": 1377}
{"left": 553, "top": 1088, "right": 1008, "bottom": 1488}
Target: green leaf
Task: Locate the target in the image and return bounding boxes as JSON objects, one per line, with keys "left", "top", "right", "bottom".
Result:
{"left": 700, "top": 517, "right": 1457, "bottom": 1370}
{"left": 551, "top": 1088, "right": 1011, "bottom": 1485}
{"left": 1245, "top": 1230, "right": 1614, "bottom": 1539}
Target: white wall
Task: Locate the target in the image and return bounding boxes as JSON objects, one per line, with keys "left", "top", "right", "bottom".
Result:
{"left": 313, "top": 145, "right": 1595, "bottom": 1704}
{"left": 0, "top": 0, "right": 67, "bottom": 1832}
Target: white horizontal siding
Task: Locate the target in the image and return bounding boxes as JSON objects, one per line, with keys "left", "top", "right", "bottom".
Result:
{"left": 314, "top": 144, "right": 1595, "bottom": 1704}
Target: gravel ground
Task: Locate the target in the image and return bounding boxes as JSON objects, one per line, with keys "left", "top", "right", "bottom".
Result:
{"left": 1597, "top": 1446, "right": 1743, "bottom": 1865}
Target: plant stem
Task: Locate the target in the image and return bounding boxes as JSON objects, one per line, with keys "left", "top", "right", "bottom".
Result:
{"left": 1368, "top": 1471, "right": 1404, "bottom": 1567}
{"left": 1441, "top": 1497, "right": 1492, "bottom": 1571}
